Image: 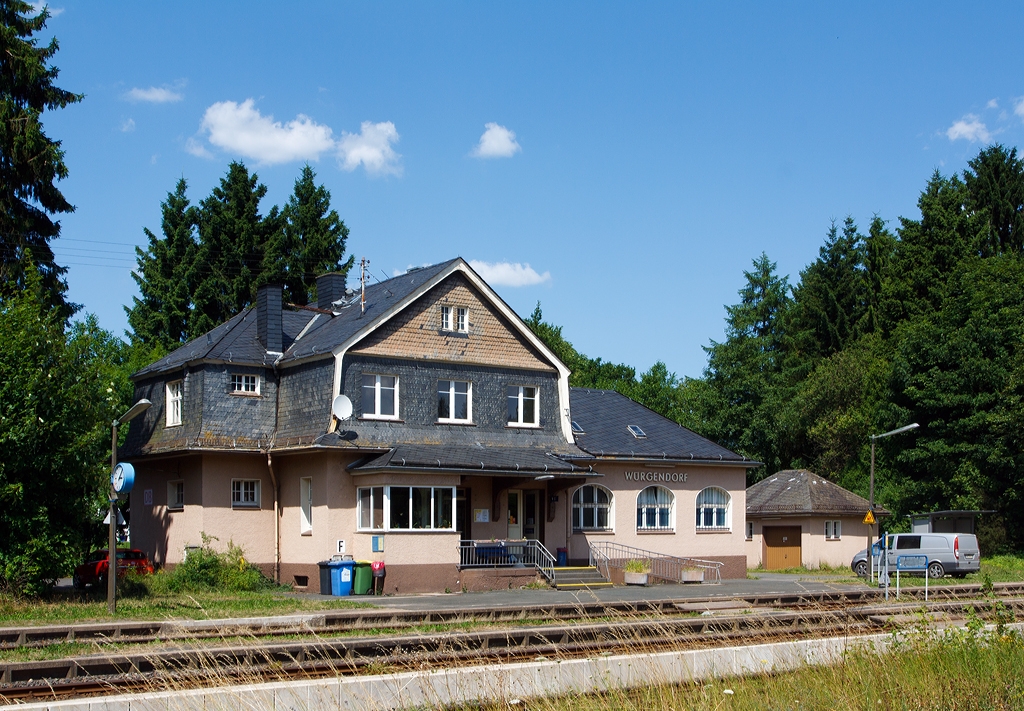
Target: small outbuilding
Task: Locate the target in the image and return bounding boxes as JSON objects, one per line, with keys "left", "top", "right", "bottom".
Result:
{"left": 745, "top": 469, "right": 887, "bottom": 571}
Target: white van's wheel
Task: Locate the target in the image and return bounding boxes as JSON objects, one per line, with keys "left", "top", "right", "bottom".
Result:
{"left": 927, "top": 562, "right": 945, "bottom": 579}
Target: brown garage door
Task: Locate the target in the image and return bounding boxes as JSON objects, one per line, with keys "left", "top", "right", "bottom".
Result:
{"left": 764, "top": 526, "right": 802, "bottom": 570}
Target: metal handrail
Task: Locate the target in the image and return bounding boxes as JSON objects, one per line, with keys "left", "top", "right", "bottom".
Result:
{"left": 458, "top": 539, "right": 557, "bottom": 581}
{"left": 588, "top": 541, "right": 723, "bottom": 584}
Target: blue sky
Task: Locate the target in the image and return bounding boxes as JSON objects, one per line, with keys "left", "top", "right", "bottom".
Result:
{"left": 36, "top": 2, "right": 1024, "bottom": 379}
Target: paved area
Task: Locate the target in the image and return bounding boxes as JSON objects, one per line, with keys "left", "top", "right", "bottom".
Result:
{"left": 293, "top": 572, "right": 871, "bottom": 611}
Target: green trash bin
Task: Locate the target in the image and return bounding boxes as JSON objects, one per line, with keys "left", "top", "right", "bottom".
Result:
{"left": 353, "top": 560, "right": 373, "bottom": 595}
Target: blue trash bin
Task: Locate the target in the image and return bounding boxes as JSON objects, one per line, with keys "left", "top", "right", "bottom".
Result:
{"left": 557, "top": 547, "right": 568, "bottom": 567}
{"left": 328, "top": 559, "right": 355, "bottom": 596}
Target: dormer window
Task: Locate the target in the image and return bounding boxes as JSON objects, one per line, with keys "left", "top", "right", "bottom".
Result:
{"left": 507, "top": 385, "right": 538, "bottom": 427}
{"left": 627, "top": 425, "right": 647, "bottom": 439}
{"left": 166, "top": 380, "right": 182, "bottom": 427}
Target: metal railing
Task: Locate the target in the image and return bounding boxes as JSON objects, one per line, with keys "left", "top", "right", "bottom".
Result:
{"left": 458, "top": 539, "right": 556, "bottom": 581}
{"left": 588, "top": 541, "right": 723, "bottom": 584}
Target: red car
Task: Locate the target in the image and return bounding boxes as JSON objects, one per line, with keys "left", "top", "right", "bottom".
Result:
{"left": 72, "top": 549, "right": 154, "bottom": 590}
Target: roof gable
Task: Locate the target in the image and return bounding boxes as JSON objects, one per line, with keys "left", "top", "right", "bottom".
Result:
{"left": 349, "top": 272, "right": 555, "bottom": 371}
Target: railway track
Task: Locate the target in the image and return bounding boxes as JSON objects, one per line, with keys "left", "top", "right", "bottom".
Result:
{"left": 1, "top": 584, "right": 1020, "bottom": 704}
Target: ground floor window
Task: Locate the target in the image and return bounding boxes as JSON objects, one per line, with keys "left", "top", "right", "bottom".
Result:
{"left": 695, "top": 486, "right": 729, "bottom": 530}
{"left": 636, "top": 486, "right": 673, "bottom": 530}
{"left": 825, "top": 520, "right": 841, "bottom": 540}
{"left": 358, "top": 486, "right": 455, "bottom": 531}
{"left": 231, "top": 479, "right": 260, "bottom": 508}
{"left": 573, "top": 484, "right": 612, "bottom": 531}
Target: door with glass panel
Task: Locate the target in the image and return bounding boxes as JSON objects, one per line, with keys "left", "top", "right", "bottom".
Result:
{"left": 507, "top": 490, "right": 522, "bottom": 539}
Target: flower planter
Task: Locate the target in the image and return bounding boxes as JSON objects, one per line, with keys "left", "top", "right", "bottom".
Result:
{"left": 680, "top": 569, "right": 704, "bottom": 583}
{"left": 623, "top": 571, "right": 648, "bottom": 586}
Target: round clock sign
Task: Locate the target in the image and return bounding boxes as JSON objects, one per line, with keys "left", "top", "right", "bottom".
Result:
{"left": 111, "top": 462, "right": 136, "bottom": 495}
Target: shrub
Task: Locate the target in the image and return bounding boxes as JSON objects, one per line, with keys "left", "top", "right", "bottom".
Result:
{"left": 146, "top": 534, "right": 275, "bottom": 594}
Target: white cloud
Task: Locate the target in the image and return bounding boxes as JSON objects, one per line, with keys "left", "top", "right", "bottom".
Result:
{"left": 1015, "top": 98, "right": 1024, "bottom": 120}
{"left": 987, "top": 99, "right": 999, "bottom": 109}
{"left": 185, "top": 137, "right": 212, "bottom": 159}
{"left": 120, "top": 118, "right": 135, "bottom": 133}
{"left": 469, "top": 261, "right": 550, "bottom": 287}
{"left": 125, "top": 86, "right": 184, "bottom": 103}
{"left": 198, "top": 99, "right": 336, "bottom": 165}
{"left": 338, "top": 121, "right": 402, "bottom": 176}
{"left": 472, "top": 123, "right": 522, "bottom": 158}
{"left": 946, "top": 114, "right": 991, "bottom": 143}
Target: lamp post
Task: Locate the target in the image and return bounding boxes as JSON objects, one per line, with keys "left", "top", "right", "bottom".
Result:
{"left": 108, "top": 399, "right": 151, "bottom": 614}
{"left": 867, "top": 422, "right": 919, "bottom": 581}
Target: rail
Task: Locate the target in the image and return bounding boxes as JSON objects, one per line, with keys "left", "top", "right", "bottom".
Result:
{"left": 589, "top": 541, "right": 723, "bottom": 584}
{"left": 458, "top": 539, "right": 556, "bottom": 580}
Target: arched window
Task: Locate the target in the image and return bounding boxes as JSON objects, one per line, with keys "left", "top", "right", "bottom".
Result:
{"left": 636, "top": 486, "right": 673, "bottom": 531}
{"left": 695, "top": 487, "right": 730, "bottom": 530}
{"left": 572, "top": 485, "right": 612, "bottom": 531}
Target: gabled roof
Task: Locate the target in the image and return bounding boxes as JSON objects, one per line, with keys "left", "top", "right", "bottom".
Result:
{"left": 132, "top": 258, "right": 561, "bottom": 379}
{"left": 567, "top": 388, "right": 755, "bottom": 465}
{"left": 746, "top": 469, "right": 889, "bottom": 517}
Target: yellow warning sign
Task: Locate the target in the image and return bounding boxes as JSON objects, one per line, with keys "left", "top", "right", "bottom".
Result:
{"left": 863, "top": 510, "right": 876, "bottom": 525}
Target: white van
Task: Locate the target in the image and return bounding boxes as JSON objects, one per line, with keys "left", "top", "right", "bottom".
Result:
{"left": 851, "top": 532, "right": 981, "bottom": 578}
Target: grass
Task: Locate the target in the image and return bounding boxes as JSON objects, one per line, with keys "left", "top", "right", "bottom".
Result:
{"left": 0, "top": 588, "right": 373, "bottom": 626}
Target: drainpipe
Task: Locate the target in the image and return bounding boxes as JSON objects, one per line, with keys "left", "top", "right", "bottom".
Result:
{"left": 267, "top": 451, "right": 280, "bottom": 584}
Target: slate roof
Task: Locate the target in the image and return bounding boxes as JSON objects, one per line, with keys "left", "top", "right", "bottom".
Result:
{"left": 746, "top": 469, "right": 890, "bottom": 517}
{"left": 567, "top": 388, "right": 755, "bottom": 465}
{"left": 349, "top": 444, "right": 599, "bottom": 477}
{"left": 133, "top": 259, "right": 460, "bottom": 379}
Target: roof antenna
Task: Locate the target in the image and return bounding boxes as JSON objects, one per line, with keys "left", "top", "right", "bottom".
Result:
{"left": 360, "top": 257, "right": 369, "bottom": 315}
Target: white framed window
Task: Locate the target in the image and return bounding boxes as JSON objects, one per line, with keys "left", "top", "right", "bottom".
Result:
{"left": 572, "top": 485, "right": 613, "bottom": 532}
{"left": 300, "top": 477, "right": 312, "bottom": 534}
{"left": 695, "top": 487, "right": 730, "bottom": 530}
{"left": 825, "top": 520, "right": 842, "bottom": 540}
{"left": 231, "top": 479, "right": 260, "bottom": 509}
{"left": 358, "top": 486, "right": 385, "bottom": 530}
{"left": 230, "top": 373, "right": 260, "bottom": 395}
{"left": 357, "top": 486, "right": 455, "bottom": 531}
{"left": 636, "top": 486, "right": 673, "bottom": 531}
{"left": 167, "top": 480, "right": 184, "bottom": 511}
{"left": 166, "top": 380, "right": 182, "bottom": 427}
{"left": 746, "top": 521, "right": 754, "bottom": 540}
{"left": 507, "top": 385, "right": 538, "bottom": 426}
{"left": 438, "top": 380, "right": 471, "bottom": 422}
{"left": 440, "top": 305, "right": 469, "bottom": 333}
{"left": 361, "top": 374, "right": 398, "bottom": 419}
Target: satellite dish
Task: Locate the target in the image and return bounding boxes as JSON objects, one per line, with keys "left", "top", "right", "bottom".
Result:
{"left": 332, "top": 394, "right": 353, "bottom": 421}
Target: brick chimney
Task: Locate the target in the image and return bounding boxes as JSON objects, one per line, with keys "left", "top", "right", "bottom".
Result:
{"left": 317, "top": 272, "right": 348, "bottom": 311}
{"left": 257, "top": 284, "right": 283, "bottom": 353}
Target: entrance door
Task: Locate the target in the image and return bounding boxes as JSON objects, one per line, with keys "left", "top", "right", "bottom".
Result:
{"left": 764, "top": 526, "right": 802, "bottom": 570}
{"left": 507, "top": 490, "right": 522, "bottom": 539}
{"left": 523, "top": 490, "right": 540, "bottom": 541}
{"left": 455, "top": 488, "right": 470, "bottom": 541}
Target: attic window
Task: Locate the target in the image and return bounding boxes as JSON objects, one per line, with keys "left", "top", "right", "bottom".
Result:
{"left": 627, "top": 425, "right": 647, "bottom": 439}
{"left": 571, "top": 421, "right": 585, "bottom": 435}
{"left": 230, "top": 374, "right": 260, "bottom": 395}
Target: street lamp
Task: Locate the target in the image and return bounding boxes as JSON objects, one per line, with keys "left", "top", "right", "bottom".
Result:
{"left": 108, "top": 399, "right": 151, "bottom": 614}
{"left": 867, "top": 422, "right": 919, "bottom": 581}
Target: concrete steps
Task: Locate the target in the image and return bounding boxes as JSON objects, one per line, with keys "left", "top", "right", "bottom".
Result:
{"left": 551, "top": 566, "right": 612, "bottom": 590}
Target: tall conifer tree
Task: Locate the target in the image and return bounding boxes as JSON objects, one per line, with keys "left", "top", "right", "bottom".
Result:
{"left": 0, "top": 0, "right": 82, "bottom": 321}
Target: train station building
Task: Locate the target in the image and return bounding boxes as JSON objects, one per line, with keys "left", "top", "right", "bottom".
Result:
{"left": 123, "top": 258, "right": 758, "bottom": 593}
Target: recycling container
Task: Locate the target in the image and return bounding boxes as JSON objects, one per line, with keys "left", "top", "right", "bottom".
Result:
{"left": 329, "top": 559, "right": 355, "bottom": 596}
{"left": 556, "top": 547, "right": 568, "bottom": 567}
{"left": 318, "top": 561, "right": 332, "bottom": 595}
{"left": 353, "top": 560, "right": 373, "bottom": 595}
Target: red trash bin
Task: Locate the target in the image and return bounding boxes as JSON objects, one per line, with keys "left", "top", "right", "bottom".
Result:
{"left": 370, "top": 561, "right": 386, "bottom": 595}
